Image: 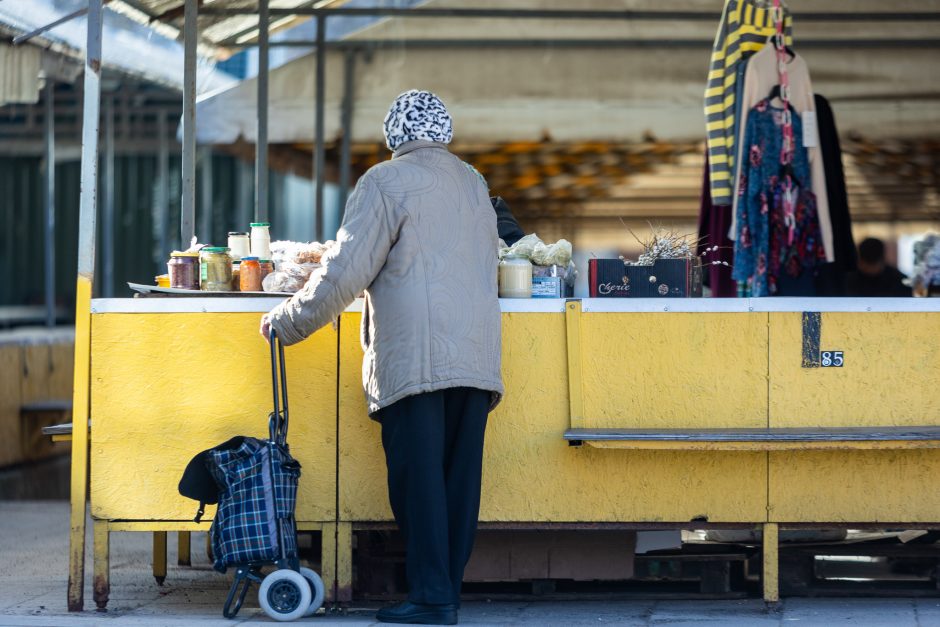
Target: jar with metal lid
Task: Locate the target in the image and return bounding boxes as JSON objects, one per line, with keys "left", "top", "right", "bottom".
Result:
{"left": 231, "top": 260, "right": 241, "bottom": 291}
{"left": 168, "top": 251, "right": 200, "bottom": 290}
{"left": 259, "top": 259, "right": 274, "bottom": 282}
{"left": 250, "top": 222, "right": 271, "bottom": 259}
{"left": 498, "top": 254, "right": 533, "bottom": 298}
{"left": 239, "top": 256, "right": 262, "bottom": 292}
{"left": 227, "top": 231, "right": 250, "bottom": 260}
{"left": 199, "top": 247, "right": 233, "bottom": 291}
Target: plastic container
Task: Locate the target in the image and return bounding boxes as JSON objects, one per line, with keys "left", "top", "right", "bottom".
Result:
{"left": 155, "top": 274, "right": 170, "bottom": 288}
{"left": 168, "top": 251, "right": 200, "bottom": 290}
{"left": 250, "top": 222, "right": 271, "bottom": 259}
{"left": 498, "top": 254, "right": 533, "bottom": 298}
{"left": 227, "top": 232, "right": 250, "bottom": 260}
{"left": 199, "top": 247, "right": 233, "bottom": 291}
{"left": 239, "top": 257, "right": 262, "bottom": 292}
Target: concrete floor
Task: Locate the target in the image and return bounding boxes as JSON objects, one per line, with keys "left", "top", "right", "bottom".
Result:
{"left": 1, "top": 501, "right": 938, "bottom": 626}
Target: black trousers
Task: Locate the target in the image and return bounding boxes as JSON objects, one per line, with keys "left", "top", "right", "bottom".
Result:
{"left": 378, "top": 387, "right": 490, "bottom": 605}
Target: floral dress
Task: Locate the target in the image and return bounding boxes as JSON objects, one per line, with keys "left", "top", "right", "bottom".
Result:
{"left": 733, "top": 99, "right": 827, "bottom": 297}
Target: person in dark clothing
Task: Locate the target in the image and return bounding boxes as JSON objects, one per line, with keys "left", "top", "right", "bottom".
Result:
{"left": 491, "top": 196, "right": 525, "bottom": 246}
{"left": 844, "top": 238, "right": 911, "bottom": 297}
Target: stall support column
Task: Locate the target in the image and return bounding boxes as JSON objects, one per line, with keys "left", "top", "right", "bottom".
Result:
{"left": 68, "top": 0, "right": 103, "bottom": 612}
{"left": 336, "top": 522, "right": 353, "bottom": 603}
{"left": 177, "top": 531, "right": 192, "bottom": 567}
{"left": 314, "top": 13, "right": 326, "bottom": 241}
{"left": 256, "top": 0, "right": 269, "bottom": 223}
{"left": 338, "top": 49, "right": 357, "bottom": 216}
{"left": 153, "top": 531, "right": 168, "bottom": 586}
{"left": 763, "top": 522, "right": 780, "bottom": 604}
{"left": 102, "top": 97, "right": 115, "bottom": 297}
{"left": 42, "top": 80, "right": 55, "bottom": 327}
{"left": 321, "top": 522, "right": 337, "bottom": 603}
{"left": 156, "top": 111, "right": 170, "bottom": 258}
{"left": 180, "top": 0, "right": 197, "bottom": 245}
{"left": 93, "top": 520, "right": 110, "bottom": 611}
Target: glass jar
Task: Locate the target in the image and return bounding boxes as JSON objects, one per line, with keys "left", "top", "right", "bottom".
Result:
{"left": 259, "top": 259, "right": 274, "bottom": 280}
{"left": 239, "top": 256, "right": 262, "bottom": 292}
{"left": 250, "top": 222, "right": 271, "bottom": 259}
{"left": 167, "top": 251, "right": 200, "bottom": 290}
{"left": 199, "top": 247, "right": 233, "bottom": 291}
{"left": 231, "top": 261, "right": 241, "bottom": 291}
{"left": 227, "top": 231, "right": 250, "bottom": 260}
{"left": 498, "top": 254, "right": 533, "bottom": 298}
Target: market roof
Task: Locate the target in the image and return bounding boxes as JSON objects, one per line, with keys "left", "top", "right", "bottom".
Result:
{"left": 0, "top": 0, "right": 236, "bottom": 93}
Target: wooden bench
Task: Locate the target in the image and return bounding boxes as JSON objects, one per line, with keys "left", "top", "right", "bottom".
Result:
{"left": 564, "top": 426, "right": 940, "bottom": 451}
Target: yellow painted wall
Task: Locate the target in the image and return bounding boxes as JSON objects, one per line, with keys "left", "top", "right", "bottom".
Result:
{"left": 89, "top": 313, "right": 337, "bottom": 521}
{"left": 339, "top": 312, "right": 767, "bottom": 523}
{"left": 767, "top": 312, "right": 940, "bottom": 522}
{"left": 581, "top": 313, "right": 769, "bottom": 429}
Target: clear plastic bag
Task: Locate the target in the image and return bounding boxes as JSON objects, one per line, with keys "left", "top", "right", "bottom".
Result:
{"left": 262, "top": 261, "right": 322, "bottom": 293}
{"left": 499, "top": 234, "right": 573, "bottom": 267}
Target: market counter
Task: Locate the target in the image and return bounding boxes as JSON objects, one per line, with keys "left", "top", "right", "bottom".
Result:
{"left": 82, "top": 296, "right": 940, "bottom": 607}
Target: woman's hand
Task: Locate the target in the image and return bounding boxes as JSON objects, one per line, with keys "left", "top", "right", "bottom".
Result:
{"left": 259, "top": 315, "right": 272, "bottom": 344}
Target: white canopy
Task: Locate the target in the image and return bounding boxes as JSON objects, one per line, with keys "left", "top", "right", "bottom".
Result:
{"left": 194, "top": 0, "right": 940, "bottom": 145}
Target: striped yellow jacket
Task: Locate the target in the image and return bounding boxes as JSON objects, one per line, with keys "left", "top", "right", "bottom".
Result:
{"left": 705, "top": 0, "right": 792, "bottom": 205}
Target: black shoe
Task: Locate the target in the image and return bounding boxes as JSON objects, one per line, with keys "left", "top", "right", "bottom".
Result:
{"left": 375, "top": 601, "right": 458, "bottom": 625}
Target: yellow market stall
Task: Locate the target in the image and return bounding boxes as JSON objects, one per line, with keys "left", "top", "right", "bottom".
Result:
{"left": 75, "top": 295, "right": 940, "bottom": 611}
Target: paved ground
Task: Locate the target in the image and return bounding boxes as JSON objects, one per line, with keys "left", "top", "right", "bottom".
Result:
{"left": 1, "top": 501, "right": 938, "bottom": 626}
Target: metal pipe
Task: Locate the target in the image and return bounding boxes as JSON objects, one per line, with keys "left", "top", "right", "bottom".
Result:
{"left": 43, "top": 81, "right": 56, "bottom": 327}
{"left": 200, "top": 7, "right": 940, "bottom": 21}
{"left": 199, "top": 147, "right": 213, "bottom": 243}
{"left": 338, "top": 50, "right": 355, "bottom": 219}
{"left": 256, "top": 0, "right": 269, "bottom": 223}
{"left": 156, "top": 111, "right": 169, "bottom": 258}
{"left": 75, "top": 0, "right": 102, "bottom": 284}
{"left": 180, "top": 0, "right": 197, "bottom": 247}
{"left": 103, "top": 96, "right": 115, "bottom": 298}
{"left": 314, "top": 13, "right": 325, "bottom": 242}
{"left": 226, "top": 38, "right": 940, "bottom": 50}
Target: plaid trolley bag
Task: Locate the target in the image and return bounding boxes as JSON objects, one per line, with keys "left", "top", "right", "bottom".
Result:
{"left": 179, "top": 329, "right": 324, "bottom": 621}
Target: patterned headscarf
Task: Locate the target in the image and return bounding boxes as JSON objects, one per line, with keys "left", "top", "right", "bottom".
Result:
{"left": 383, "top": 89, "right": 453, "bottom": 152}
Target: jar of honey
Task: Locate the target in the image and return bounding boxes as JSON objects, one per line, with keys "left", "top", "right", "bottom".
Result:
{"left": 498, "top": 254, "right": 532, "bottom": 298}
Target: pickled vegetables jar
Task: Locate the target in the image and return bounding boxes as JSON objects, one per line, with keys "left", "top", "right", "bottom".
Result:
{"left": 199, "top": 247, "right": 233, "bottom": 291}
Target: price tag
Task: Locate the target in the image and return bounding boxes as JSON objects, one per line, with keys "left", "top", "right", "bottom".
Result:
{"left": 802, "top": 111, "right": 818, "bottom": 148}
{"left": 820, "top": 351, "right": 844, "bottom": 367}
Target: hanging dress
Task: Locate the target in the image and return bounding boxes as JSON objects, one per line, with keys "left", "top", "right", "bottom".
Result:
{"left": 733, "top": 99, "right": 827, "bottom": 296}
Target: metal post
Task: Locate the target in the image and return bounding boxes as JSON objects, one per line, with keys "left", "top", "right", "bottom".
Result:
{"left": 156, "top": 111, "right": 170, "bottom": 258}
{"left": 314, "top": 13, "right": 326, "bottom": 241}
{"left": 103, "top": 97, "right": 115, "bottom": 297}
{"left": 338, "top": 50, "right": 355, "bottom": 220}
{"left": 199, "top": 147, "right": 213, "bottom": 242}
{"left": 43, "top": 81, "right": 56, "bottom": 327}
{"left": 256, "top": 0, "right": 269, "bottom": 222}
{"left": 69, "top": 0, "right": 103, "bottom": 612}
{"left": 181, "top": 0, "right": 197, "bottom": 246}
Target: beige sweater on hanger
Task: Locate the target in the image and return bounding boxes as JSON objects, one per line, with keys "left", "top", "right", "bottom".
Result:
{"left": 731, "top": 44, "right": 834, "bottom": 263}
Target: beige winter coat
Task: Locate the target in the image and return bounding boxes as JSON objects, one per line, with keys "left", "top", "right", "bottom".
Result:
{"left": 267, "top": 140, "right": 504, "bottom": 416}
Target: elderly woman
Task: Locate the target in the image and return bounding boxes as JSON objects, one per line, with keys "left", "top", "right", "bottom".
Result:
{"left": 261, "top": 90, "right": 503, "bottom": 625}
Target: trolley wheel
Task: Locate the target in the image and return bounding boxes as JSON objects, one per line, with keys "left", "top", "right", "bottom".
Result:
{"left": 258, "top": 569, "right": 312, "bottom": 622}
{"left": 299, "top": 567, "right": 326, "bottom": 617}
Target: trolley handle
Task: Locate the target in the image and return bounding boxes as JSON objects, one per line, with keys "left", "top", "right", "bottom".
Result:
{"left": 269, "top": 328, "right": 289, "bottom": 445}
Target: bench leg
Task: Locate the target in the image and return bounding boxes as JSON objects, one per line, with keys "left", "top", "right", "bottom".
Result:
{"left": 93, "top": 520, "right": 110, "bottom": 611}
{"left": 153, "top": 531, "right": 167, "bottom": 586}
{"left": 177, "top": 531, "right": 191, "bottom": 567}
{"left": 763, "top": 523, "right": 780, "bottom": 605}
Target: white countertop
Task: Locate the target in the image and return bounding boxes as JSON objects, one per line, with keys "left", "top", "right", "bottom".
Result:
{"left": 90, "top": 297, "right": 940, "bottom": 314}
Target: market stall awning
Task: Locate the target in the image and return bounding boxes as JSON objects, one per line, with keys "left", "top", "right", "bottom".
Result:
{"left": 190, "top": 0, "right": 940, "bottom": 145}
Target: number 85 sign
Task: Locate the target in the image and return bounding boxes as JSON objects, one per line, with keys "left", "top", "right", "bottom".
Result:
{"left": 821, "top": 351, "right": 844, "bottom": 367}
